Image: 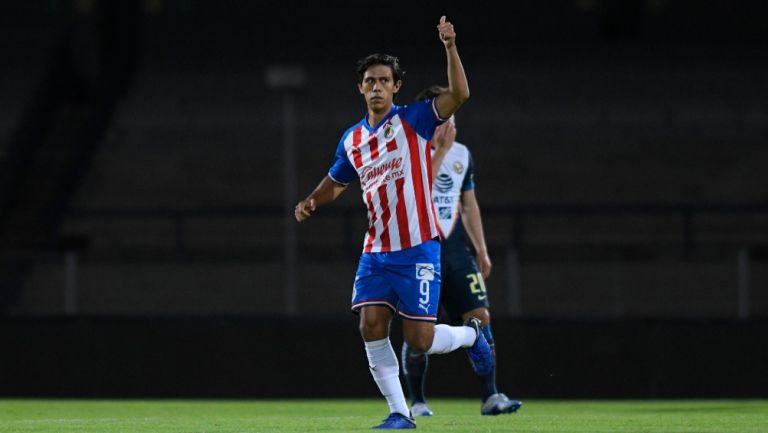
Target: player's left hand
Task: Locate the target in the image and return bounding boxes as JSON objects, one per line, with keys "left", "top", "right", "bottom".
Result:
{"left": 437, "top": 16, "right": 456, "bottom": 49}
{"left": 433, "top": 120, "right": 456, "bottom": 152}
{"left": 476, "top": 251, "right": 492, "bottom": 279}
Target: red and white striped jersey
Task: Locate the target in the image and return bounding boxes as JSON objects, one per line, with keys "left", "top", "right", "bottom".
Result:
{"left": 329, "top": 99, "right": 445, "bottom": 253}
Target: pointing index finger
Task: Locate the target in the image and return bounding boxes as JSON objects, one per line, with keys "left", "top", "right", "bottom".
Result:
{"left": 440, "top": 15, "right": 446, "bottom": 25}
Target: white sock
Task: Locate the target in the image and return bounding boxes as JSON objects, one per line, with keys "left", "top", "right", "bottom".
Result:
{"left": 425, "top": 324, "right": 477, "bottom": 355}
{"left": 365, "top": 338, "right": 410, "bottom": 417}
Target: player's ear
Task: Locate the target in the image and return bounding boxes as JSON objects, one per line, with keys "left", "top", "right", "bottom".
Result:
{"left": 358, "top": 82, "right": 365, "bottom": 94}
{"left": 393, "top": 80, "right": 402, "bottom": 94}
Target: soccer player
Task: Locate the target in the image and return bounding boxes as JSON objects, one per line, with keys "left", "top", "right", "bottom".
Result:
{"left": 401, "top": 86, "right": 523, "bottom": 417}
{"left": 294, "top": 16, "right": 493, "bottom": 430}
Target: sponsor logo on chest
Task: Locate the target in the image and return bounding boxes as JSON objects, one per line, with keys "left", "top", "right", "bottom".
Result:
{"left": 360, "top": 156, "right": 405, "bottom": 190}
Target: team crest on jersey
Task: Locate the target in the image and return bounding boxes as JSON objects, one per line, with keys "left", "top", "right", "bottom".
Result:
{"left": 453, "top": 161, "right": 464, "bottom": 174}
{"left": 383, "top": 123, "right": 395, "bottom": 140}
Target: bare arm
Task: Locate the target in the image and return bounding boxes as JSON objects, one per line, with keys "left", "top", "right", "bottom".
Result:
{"left": 430, "top": 120, "right": 456, "bottom": 180}
{"left": 459, "top": 189, "right": 491, "bottom": 278}
{"left": 434, "top": 16, "right": 470, "bottom": 120}
{"left": 294, "top": 176, "right": 348, "bottom": 222}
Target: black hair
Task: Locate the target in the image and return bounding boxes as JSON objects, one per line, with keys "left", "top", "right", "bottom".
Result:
{"left": 356, "top": 53, "right": 405, "bottom": 84}
{"left": 415, "top": 85, "right": 448, "bottom": 101}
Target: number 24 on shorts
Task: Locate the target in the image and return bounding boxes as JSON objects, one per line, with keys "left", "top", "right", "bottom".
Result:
{"left": 467, "top": 272, "right": 487, "bottom": 299}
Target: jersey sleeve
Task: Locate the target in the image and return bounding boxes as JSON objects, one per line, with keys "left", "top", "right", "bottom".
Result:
{"left": 462, "top": 150, "right": 475, "bottom": 192}
{"left": 328, "top": 135, "right": 357, "bottom": 185}
{"left": 400, "top": 98, "right": 447, "bottom": 141}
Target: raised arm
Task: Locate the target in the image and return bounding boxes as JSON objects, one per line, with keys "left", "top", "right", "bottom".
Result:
{"left": 434, "top": 16, "right": 469, "bottom": 119}
{"left": 294, "top": 176, "right": 348, "bottom": 222}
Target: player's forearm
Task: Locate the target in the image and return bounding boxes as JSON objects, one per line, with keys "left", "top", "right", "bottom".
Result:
{"left": 306, "top": 176, "right": 346, "bottom": 207}
{"left": 434, "top": 16, "right": 468, "bottom": 118}
{"left": 431, "top": 148, "right": 450, "bottom": 181}
{"left": 434, "top": 47, "right": 469, "bottom": 119}
{"left": 446, "top": 46, "right": 470, "bottom": 104}
{"left": 461, "top": 203, "right": 488, "bottom": 255}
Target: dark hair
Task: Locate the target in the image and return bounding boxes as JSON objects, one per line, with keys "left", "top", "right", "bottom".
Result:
{"left": 415, "top": 85, "right": 448, "bottom": 101}
{"left": 356, "top": 53, "right": 405, "bottom": 84}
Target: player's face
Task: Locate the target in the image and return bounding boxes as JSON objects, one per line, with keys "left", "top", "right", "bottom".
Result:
{"left": 358, "top": 65, "right": 401, "bottom": 113}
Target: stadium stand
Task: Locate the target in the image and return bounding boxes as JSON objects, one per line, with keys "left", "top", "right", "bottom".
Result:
{"left": 3, "top": 1, "right": 767, "bottom": 318}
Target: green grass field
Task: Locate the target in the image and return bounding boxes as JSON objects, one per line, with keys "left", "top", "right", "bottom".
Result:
{"left": 0, "top": 399, "right": 765, "bottom": 432}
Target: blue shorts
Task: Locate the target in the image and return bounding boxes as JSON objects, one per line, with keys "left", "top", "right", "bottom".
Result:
{"left": 351, "top": 239, "right": 441, "bottom": 321}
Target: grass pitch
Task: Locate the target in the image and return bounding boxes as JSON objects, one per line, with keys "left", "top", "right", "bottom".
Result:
{"left": 0, "top": 399, "right": 765, "bottom": 432}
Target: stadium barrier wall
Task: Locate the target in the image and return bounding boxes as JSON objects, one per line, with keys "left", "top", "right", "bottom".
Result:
{"left": 1, "top": 316, "right": 765, "bottom": 398}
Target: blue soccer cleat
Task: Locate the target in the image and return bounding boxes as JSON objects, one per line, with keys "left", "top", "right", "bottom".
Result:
{"left": 372, "top": 412, "right": 416, "bottom": 429}
{"left": 481, "top": 393, "right": 523, "bottom": 415}
{"left": 464, "top": 317, "right": 493, "bottom": 376}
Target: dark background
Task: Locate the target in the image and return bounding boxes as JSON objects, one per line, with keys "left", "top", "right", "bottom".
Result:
{"left": 1, "top": 0, "right": 767, "bottom": 398}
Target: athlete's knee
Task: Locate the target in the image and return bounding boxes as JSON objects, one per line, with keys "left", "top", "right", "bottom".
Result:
{"left": 359, "top": 306, "right": 393, "bottom": 341}
{"left": 359, "top": 320, "right": 388, "bottom": 341}
{"left": 405, "top": 335, "right": 432, "bottom": 353}
{"left": 403, "top": 320, "right": 436, "bottom": 352}
{"left": 359, "top": 315, "right": 389, "bottom": 341}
